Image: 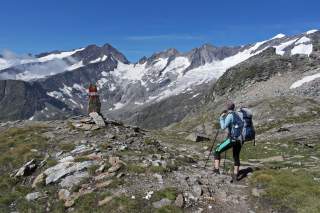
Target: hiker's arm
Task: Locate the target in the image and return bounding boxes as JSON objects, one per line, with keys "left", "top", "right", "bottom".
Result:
{"left": 220, "top": 114, "right": 232, "bottom": 130}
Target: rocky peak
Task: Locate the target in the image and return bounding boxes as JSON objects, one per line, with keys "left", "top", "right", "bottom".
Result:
{"left": 72, "top": 44, "right": 129, "bottom": 65}
{"left": 184, "top": 44, "right": 241, "bottom": 72}
{"left": 146, "top": 48, "right": 180, "bottom": 66}
{"left": 138, "top": 56, "right": 148, "bottom": 64}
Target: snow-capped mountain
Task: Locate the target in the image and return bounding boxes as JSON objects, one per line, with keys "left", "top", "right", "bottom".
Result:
{"left": 0, "top": 29, "right": 319, "bottom": 125}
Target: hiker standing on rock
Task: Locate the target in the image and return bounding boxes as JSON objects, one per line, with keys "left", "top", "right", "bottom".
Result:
{"left": 213, "top": 101, "right": 244, "bottom": 183}
{"left": 88, "top": 84, "right": 101, "bottom": 114}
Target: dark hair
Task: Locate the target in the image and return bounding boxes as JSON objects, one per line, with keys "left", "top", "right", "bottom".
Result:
{"left": 227, "top": 101, "right": 235, "bottom": 111}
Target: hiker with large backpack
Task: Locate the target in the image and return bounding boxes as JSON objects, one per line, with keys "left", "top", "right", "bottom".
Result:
{"left": 212, "top": 101, "right": 244, "bottom": 183}
{"left": 238, "top": 103, "right": 256, "bottom": 146}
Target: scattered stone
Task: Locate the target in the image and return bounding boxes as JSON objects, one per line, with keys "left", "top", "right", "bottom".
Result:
{"left": 105, "top": 133, "right": 116, "bottom": 140}
{"left": 80, "top": 117, "right": 93, "bottom": 123}
{"left": 152, "top": 198, "right": 172, "bottom": 208}
{"left": 192, "top": 184, "right": 203, "bottom": 198}
{"left": 251, "top": 188, "right": 264, "bottom": 197}
{"left": 86, "top": 153, "right": 102, "bottom": 161}
{"left": 56, "top": 151, "right": 64, "bottom": 158}
{"left": 15, "top": 159, "right": 37, "bottom": 177}
{"left": 98, "top": 196, "right": 113, "bottom": 206}
{"left": 44, "top": 161, "right": 95, "bottom": 185}
{"left": 109, "top": 156, "right": 120, "bottom": 166}
{"left": 60, "top": 171, "right": 89, "bottom": 188}
{"left": 306, "top": 143, "right": 315, "bottom": 148}
{"left": 80, "top": 139, "right": 88, "bottom": 144}
{"left": 32, "top": 173, "right": 45, "bottom": 188}
{"left": 108, "top": 164, "right": 122, "bottom": 173}
{"left": 119, "top": 144, "right": 128, "bottom": 151}
{"left": 94, "top": 172, "right": 116, "bottom": 181}
{"left": 280, "top": 144, "right": 289, "bottom": 148}
{"left": 174, "top": 194, "right": 184, "bottom": 208}
{"left": 64, "top": 188, "right": 94, "bottom": 208}
{"left": 96, "top": 165, "right": 105, "bottom": 173}
{"left": 144, "top": 191, "right": 154, "bottom": 200}
{"left": 96, "top": 180, "right": 113, "bottom": 189}
{"left": 59, "top": 156, "right": 75, "bottom": 163}
{"left": 25, "top": 192, "right": 42, "bottom": 201}
{"left": 276, "top": 127, "right": 290, "bottom": 132}
{"left": 58, "top": 189, "right": 71, "bottom": 201}
{"left": 64, "top": 199, "right": 75, "bottom": 208}
{"left": 185, "top": 133, "right": 210, "bottom": 142}
{"left": 70, "top": 145, "right": 94, "bottom": 155}
{"left": 39, "top": 155, "right": 49, "bottom": 168}
{"left": 310, "top": 156, "right": 319, "bottom": 161}
{"left": 89, "top": 112, "right": 105, "bottom": 127}
{"left": 116, "top": 173, "right": 125, "bottom": 178}
{"left": 153, "top": 173, "right": 163, "bottom": 184}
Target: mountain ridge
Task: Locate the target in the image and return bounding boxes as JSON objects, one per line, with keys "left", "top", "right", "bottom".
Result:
{"left": 0, "top": 29, "right": 319, "bottom": 127}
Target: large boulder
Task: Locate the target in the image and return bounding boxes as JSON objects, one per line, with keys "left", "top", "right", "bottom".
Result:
{"left": 185, "top": 133, "right": 210, "bottom": 142}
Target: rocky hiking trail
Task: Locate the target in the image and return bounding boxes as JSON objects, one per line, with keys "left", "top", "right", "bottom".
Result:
{"left": 0, "top": 115, "right": 319, "bottom": 212}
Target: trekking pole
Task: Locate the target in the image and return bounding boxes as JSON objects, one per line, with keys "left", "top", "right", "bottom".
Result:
{"left": 204, "top": 129, "right": 220, "bottom": 169}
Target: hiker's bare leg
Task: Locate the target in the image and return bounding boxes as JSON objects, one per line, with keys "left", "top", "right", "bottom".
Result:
{"left": 234, "top": 165, "right": 239, "bottom": 175}
{"left": 214, "top": 159, "right": 220, "bottom": 170}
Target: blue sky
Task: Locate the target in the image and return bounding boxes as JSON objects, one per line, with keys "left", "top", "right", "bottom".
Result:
{"left": 0, "top": 0, "right": 319, "bottom": 62}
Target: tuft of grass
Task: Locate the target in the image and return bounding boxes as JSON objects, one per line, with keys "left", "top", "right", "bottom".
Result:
{"left": 156, "top": 205, "right": 183, "bottom": 213}
{"left": 126, "top": 164, "right": 147, "bottom": 174}
{"left": 58, "top": 143, "right": 75, "bottom": 152}
{"left": 250, "top": 169, "right": 320, "bottom": 213}
{"left": 152, "top": 188, "right": 178, "bottom": 202}
{"left": 0, "top": 126, "right": 58, "bottom": 211}
{"left": 74, "top": 156, "right": 91, "bottom": 162}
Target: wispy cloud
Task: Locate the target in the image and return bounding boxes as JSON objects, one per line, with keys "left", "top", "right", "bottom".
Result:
{"left": 126, "top": 34, "right": 205, "bottom": 41}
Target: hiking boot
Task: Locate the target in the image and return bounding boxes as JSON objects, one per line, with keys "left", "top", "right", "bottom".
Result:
{"left": 213, "top": 169, "right": 220, "bottom": 175}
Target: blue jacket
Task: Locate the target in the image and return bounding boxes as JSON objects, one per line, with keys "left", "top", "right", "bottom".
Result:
{"left": 220, "top": 111, "right": 234, "bottom": 131}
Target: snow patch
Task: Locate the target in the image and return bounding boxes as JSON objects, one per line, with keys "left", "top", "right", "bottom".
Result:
{"left": 306, "top": 29, "right": 318, "bottom": 35}
{"left": 73, "top": 83, "right": 86, "bottom": 93}
{"left": 67, "top": 61, "right": 84, "bottom": 71}
{"left": 191, "top": 93, "right": 200, "bottom": 98}
{"left": 97, "top": 78, "right": 108, "bottom": 89}
{"left": 47, "top": 91, "right": 64, "bottom": 99}
{"left": 290, "top": 73, "right": 320, "bottom": 89}
{"left": 291, "top": 43, "right": 313, "bottom": 56}
{"left": 69, "top": 99, "right": 78, "bottom": 105}
{"left": 113, "top": 61, "right": 147, "bottom": 82}
{"left": 272, "top": 33, "right": 286, "bottom": 39}
{"left": 295, "top": 36, "right": 311, "bottom": 45}
{"left": 89, "top": 55, "right": 108, "bottom": 64}
{"left": 38, "top": 48, "right": 84, "bottom": 62}
{"left": 274, "top": 38, "right": 298, "bottom": 55}
{"left": 59, "top": 84, "right": 73, "bottom": 97}
{"left": 134, "top": 101, "right": 144, "bottom": 105}
{"left": 160, "top": 57, "right": 190, "bottom": 78}
{"left": 109, "top": 83, "right": 116, "bottom": 91}
{"left": 113, "top": 102, "right": 125, "bottom": 110}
